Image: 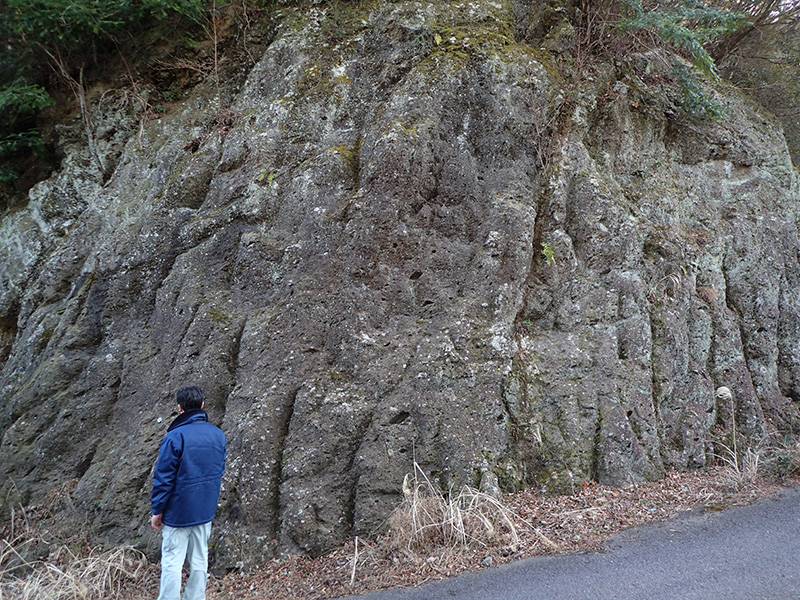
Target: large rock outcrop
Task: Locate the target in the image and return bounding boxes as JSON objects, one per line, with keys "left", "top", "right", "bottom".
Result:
{"left": 1, "top": 0, "right": 799, "bottom": 567}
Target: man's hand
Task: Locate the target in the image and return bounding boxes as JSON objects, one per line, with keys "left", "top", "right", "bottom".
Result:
{"left": 151, "top": 513, "right": 163, "bottom": 530}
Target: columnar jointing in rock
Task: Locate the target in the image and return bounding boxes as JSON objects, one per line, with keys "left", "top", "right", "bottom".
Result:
{"left": 0, "top": 1, "right": 798, "bottom": 566}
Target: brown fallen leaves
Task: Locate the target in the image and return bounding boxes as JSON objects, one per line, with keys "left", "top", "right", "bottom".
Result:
{"left": 8, "top": 468, "right": 792, "bottom": 600}
{"left": 195, "top": 468, "right": 794, "bottom": 600}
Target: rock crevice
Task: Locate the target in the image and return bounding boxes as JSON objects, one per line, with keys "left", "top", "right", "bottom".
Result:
{"left": 1, "top": 0, "right": 799, "bottom": 566}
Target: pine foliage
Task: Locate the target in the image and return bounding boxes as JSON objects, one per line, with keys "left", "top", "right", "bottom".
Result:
{"left": 619, "top": 0, "right": 750, "bottom": 77}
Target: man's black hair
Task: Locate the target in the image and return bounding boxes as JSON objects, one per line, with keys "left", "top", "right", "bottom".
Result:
{"left": 176, "top": 385, "right": 205, "bottom": 410}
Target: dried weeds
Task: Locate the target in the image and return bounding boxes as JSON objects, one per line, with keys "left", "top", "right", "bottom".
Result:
{"left": 203, "top": 468, "right": 795, "bottom": 600}
{"left": 4, "top": 469, "right": 795, "bottom": 600}
{"left": 385, "top": 463, "right": 524, "bottom": 555}
{"left": 1, "top": 531, "right": 147, "bottom": 600}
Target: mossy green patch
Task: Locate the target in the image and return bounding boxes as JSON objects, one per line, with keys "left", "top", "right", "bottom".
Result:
{"left": 330, "top": 140, "right": 361, "bottom": 183}
{"left": 208, "top": 307, "right": 231, "bottom": 324}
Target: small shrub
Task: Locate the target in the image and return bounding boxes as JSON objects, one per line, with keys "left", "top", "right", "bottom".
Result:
{"left": 569, "top": 0, "right": 747, "bottom": 122}
{"left": 1, "top": 0, "right": 207, "bottom": 48}
{"left": 541, "top": 242, "right": 556, "bottom": 266}
{"left": 0, "top": 85, "right": 52, "bottom": 126}
{"left": 615, "top": 1, "right": 747, "bottom": 120}
{"left": 0, "top": 81, "right": 53, "bottom": 193}
{"left": 0, "top": 0, "right": 217, "bottom": 189}
{"left": 759, "top": 435, "right": 800, "bottom": 478}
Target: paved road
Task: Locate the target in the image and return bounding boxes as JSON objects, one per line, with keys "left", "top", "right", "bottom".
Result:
{"left": 334, "top": 488, "right": 800, "bottom": 600}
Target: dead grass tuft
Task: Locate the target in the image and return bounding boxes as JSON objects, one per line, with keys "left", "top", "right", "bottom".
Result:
{"left": 208, "top": 467, "right": 796, "bottom": 600}
{"left": 0, "top": 504, "right": 149, "bottom": 600}
{"left": 3, "top": 464, "right": 798, "bottom": 600}
{"left": 386, "top": 463, "right": 528, "bottom": 556}
{"left": 2, "top": 545, "right": 147, "bottom": 600}
{"left": 716, "top": 442, "right": 761, "bottom": 490}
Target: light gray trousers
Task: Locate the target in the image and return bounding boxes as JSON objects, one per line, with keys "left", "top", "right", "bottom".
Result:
{"left": 157, "top": 522, "right": 212, "bottom": 600}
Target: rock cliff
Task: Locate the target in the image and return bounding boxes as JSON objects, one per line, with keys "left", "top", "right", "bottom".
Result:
{"left": 1, "top": 0, "right": 799, "bottom": 567}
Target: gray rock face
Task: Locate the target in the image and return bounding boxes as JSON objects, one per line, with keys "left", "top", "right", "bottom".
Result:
{"left": 1, "top": 1, "right": 799, "bottom": 567}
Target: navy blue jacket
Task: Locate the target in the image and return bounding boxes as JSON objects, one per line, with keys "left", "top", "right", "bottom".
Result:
{"left": 151, "top": 409, "right": 227, "bottom": 527}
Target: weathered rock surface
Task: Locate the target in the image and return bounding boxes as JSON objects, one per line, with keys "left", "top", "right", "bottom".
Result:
{"left": 1, "top": 0, "right": 799, "bottom": 568}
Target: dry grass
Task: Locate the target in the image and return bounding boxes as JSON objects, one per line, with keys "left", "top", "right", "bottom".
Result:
{"left": 0, "top": 506, "right": 148, "bottom": 600}
{"left": 208, "top": 467, "right": 797, "bottom": 600}
{"left": 386, "top": 463, "right": 532, "bottom": 556}
{"left": 712, "top": 386, "right": 772, "bottom": 491}
{"left": 716, "top": 442, "right": 761, "bottom": 490}
{"left": 0, "top": 545, "right": 147, "bottom": 600}
{"left": 3, "top": 463, "right": 799, "bottom": 600}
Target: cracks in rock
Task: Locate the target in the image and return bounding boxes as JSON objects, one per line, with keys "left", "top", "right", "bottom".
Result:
{"left": 0, "top": 307, "right": 19, "bottom": 367}
{"left": 776, "top": 274, "right": 800, "bottom": 403}
{"left": 171, "top": 301, "right": 202, "bottom": 360}
{"left": 74, "top": 436, "right": 99, "bottom": 481}
{"left": 590, "top": 401, "right": 604, "bottom": 482}
{"left": 646, "top": 309, "right": 668, "bottom": 464}
{"left": 387, "top": 410, "right": 411, "bottom": 425}
{"left": 64, "top": 271, "right": 109, "bottom": 352}
{"left": 225, "top": 318, "right": 246, "bottom": 388}
{"left": 531, "top": 185, "right": 551, "bottom": 272}
{"left": 345, "top": 407, "right": 378, "bottom": 539}
{"left": 273, "top": 386, "right": 300, "bottom": 536}
{"left": 720, "top": 258, "right": 755, "bottom": 394}
{"left": 505, "top": 340, "right": 528, "bottom": 429}
{"left": 215, "top": 318, "right": 246, "bottom": 432}
{"left": 721, "top": 258, "right": 742, "bottom": 322}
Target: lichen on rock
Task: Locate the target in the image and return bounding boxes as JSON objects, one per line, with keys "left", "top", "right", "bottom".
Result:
{"left": 1, "top": 0, "right": 799, "bottom": 567}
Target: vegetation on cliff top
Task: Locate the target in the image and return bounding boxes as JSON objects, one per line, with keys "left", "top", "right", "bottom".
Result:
{"left": 0, "top": 0, "right": 797, "bottom": 210}
{"left": 0, "top": 0, "right": 265, "bottom": 207}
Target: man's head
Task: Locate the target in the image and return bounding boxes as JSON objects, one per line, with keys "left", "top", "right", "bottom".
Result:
{"left": 176, "top": 385, "right": 205, "bottom": 411}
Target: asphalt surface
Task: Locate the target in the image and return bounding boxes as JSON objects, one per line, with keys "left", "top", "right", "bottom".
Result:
{"left": 334, "top": 488, "right": 800, "bottom": 600}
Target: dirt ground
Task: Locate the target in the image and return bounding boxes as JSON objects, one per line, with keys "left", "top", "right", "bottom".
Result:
{"left": 113, "top": 467, "right": 797, "bottom": 600}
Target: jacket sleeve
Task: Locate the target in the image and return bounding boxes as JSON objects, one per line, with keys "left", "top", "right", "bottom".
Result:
{"left": 151, "top": 434, "right": 182, "bottom": 516}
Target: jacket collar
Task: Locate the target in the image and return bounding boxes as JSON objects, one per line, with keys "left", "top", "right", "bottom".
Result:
{"left": 167, "top": 409, "right": 208, "bottom": 432}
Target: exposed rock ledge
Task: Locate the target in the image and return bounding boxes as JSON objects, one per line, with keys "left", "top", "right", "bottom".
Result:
{"left": 1, "top": 1, "right": 798, "bottom": 568}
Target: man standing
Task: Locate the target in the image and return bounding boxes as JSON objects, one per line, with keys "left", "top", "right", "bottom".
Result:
{"left": 151, "top": 385, "right": 227, "bottom": 600}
